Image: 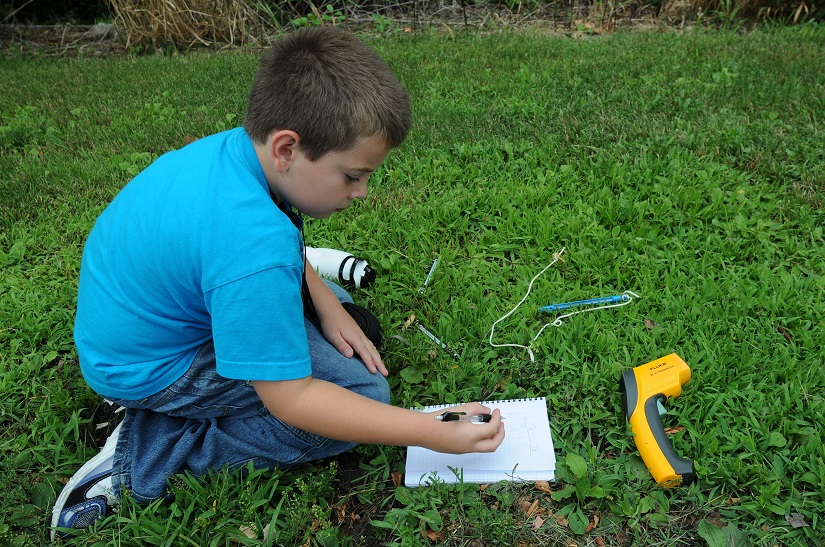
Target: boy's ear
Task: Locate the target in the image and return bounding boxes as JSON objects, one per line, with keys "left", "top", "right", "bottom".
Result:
{"left": 268, "top": 130, "right": 301, "bottom": 172}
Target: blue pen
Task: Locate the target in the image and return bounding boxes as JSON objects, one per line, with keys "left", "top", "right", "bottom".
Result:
{"left": 540, "top": 294, "right": 626, "bottom": 313}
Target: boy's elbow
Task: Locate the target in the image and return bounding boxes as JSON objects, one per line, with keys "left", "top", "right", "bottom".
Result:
{"left": 251, "top": 376, "right": 313, "bottom": 421}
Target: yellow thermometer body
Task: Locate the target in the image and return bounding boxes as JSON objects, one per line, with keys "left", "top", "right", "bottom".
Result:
{"left": 619, "top": 353, "right": 695, "bottom": 487}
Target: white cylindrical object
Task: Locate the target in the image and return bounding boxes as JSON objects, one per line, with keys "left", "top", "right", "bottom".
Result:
{"left": 305, "top": 247, "right": 376, "bottom": 288}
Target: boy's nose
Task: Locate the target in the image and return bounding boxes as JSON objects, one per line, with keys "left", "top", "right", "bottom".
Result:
{"left": 350, "top": 180, "right": 368, "bottom": 200}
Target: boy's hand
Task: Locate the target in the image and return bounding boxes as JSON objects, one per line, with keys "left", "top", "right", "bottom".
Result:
{"left": 303, "top": 260, "right": 387, "bottom": 376}
{"left": 423, "top": 402, "right": 505, "bottom": 454}
{"left": 320, "top": 305, "right": 388, "bottom": 376}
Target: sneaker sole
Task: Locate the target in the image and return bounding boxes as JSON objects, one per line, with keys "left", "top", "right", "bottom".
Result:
{"left": 50, "top": 420, "right": 123, "bottom": 540}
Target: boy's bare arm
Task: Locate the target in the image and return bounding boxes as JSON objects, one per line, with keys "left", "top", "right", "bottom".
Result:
{"left": 304, "top": 260, "right": 387, "bottom": 376}
{"left": 252, "top": 377, "right": 505, "bottom": 454}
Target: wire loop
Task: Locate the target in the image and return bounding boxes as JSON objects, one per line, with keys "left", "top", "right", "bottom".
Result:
{"left": 488, "top": 248, "right": 639, "bottom": 362}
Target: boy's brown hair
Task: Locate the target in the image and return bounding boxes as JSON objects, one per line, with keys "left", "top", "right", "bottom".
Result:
{"left": 245, "top": 27, "right": 411, "bottom": 161}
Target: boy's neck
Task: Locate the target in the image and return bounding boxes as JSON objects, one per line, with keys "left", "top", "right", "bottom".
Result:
{"left": 252, "top": 140, "right": 283, "bottom": 203}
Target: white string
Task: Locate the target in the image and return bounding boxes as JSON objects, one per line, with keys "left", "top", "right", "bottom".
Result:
{"left": 488, "top": 247, "right": 566, "bottom": 363}
{"left": 488, "top": 248, "right": 640, "bottom": 362}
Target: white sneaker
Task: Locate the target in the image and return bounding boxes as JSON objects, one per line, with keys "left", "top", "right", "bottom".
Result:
{"left": 50, "top": 421, "right": 122, "bottom": 540}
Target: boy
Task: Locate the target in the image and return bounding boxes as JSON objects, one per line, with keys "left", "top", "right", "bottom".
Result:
{"left": 52, "top": 26, "right": 504, "bottom": 538}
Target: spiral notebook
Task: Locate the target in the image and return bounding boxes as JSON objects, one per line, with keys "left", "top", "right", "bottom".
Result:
{"left": 404, "top": 397, "right": 556, "bottom": 487}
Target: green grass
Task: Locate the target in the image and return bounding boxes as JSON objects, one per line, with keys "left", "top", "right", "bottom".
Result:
{"left": 2, "top": 23, "right": 824, "bottom": 546}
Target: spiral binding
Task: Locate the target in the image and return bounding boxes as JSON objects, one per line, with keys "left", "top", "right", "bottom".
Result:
{"left": 418, "top": 397, "right": 544, "bottom": 411}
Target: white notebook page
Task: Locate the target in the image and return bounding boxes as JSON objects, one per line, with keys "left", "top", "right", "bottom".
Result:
{"left": 405, "top": 397, "right": 555, "bottom": 487}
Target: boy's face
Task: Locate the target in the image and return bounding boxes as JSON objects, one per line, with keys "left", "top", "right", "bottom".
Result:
{"left": 271, "top": 134, "right": 390, "bottom": 219}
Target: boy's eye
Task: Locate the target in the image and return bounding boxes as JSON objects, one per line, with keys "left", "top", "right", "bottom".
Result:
{"left": 346, "top": 175, "right": 361, "bottom": 183}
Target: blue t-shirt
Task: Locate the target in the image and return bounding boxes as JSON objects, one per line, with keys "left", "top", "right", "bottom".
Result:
{"left": 75, "top": 128, "right": 312, "bottom": 399}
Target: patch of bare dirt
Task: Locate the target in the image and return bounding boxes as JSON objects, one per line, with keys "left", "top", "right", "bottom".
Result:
{"left": 1, "top": 22, "right": 125, "bottom": 56}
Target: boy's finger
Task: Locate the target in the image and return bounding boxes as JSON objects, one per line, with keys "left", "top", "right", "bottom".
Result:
{"left": 482, "top": 426, "right": 506, "bottom": 452}
{"left": 334, "top": 338, "right": 355, "bottom": 360}
{"left": 353, "top": 333, "right": 386, "bottom": 374}
{"left": 359, "top": 350, "right": 379, "bottom": 374}
{"left": 343, "top": 336, "right": 388, "bottom": 376}
{"left": 474, "top": 418, "right": 505, "bottom": 452}
{"left": 469, "top": 402, "right": 492, "bottom": 414}
{"left": 367, "top": 350, "right": 389, "bottom": 376}
{"left": 450, "top": 402, "right": 492, "bottom": 415}
{"left": 366, "top": 351, "right": 388, "bottom": 376}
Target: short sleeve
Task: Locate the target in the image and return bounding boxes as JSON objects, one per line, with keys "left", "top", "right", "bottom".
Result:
{"left": 204, "top": 266, "right": 311, "bottom": 381}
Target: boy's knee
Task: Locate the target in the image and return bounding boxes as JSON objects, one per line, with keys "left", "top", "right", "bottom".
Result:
{"left": 376, "top": 377, "right": 391, "bottom": 405}
{"left": 360, "top": 372, "right": 391, "bottom": 405}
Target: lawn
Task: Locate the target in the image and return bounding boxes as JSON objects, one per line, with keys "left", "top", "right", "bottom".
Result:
{"left": 1, "top": 23, "right": 823, "bottom": 546}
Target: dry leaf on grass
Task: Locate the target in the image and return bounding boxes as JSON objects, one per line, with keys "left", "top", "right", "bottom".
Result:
{"left": 423, "top": 526, "right": 445, "bottom": 542}
{"left": 517, "top": 496, "right": 544, "bottom": 517}
{"left": 237, "top": 524, "right": 256, "bottom": 540}
{"left": 391, "top": 470, "right": 404, "bottom": 487}
{"left": 403, "top": 314, "right": 416, "bottom": 330}
{"left": 234, "top": 523, "right": 270, "bottom": 542}
{"left": 335, "top": 502, "right": 348, "bottom": 524}
{"left": 786, "top": 513, "right": 808, "bottom": 528}
{"left": 527, "top": 500, "right": 542, "bottom": 517}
